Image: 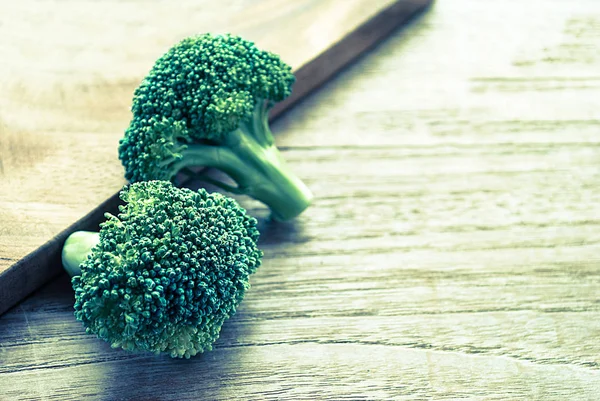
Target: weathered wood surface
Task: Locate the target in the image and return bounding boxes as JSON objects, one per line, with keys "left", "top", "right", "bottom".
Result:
{"left": 2, "top": 0, "right": 600, "bottom": 399}
{"left": 0, "top": 0, "right": 430, "bottom": 315}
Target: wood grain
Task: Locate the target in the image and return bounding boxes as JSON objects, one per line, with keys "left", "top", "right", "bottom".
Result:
{"left": 1, "top": 0, "right": 600, "bottom": 399}
{"left": 0, "top": 0, "right": 430, "bottom": 316}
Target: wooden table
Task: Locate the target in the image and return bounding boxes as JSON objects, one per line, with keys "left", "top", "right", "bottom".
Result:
{"left": 2, "top": 0, "right": 600, "bottom": 399}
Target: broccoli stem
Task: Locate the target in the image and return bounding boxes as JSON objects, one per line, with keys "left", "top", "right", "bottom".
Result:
{"left": 229, "top": 132, "right": 313, "bottom": 221}
{"left": 169, "top": 104, "right": 313, "bottom": 221}
{"left": 62, "top": 231, "right": 100, "bottom": 277}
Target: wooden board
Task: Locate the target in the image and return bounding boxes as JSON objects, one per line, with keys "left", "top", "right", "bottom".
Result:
{"left": 0, "top": 0, "right": 432, "bottom": 316}
{"left": 1, "top": 0, "right": 600, "bottom": 399}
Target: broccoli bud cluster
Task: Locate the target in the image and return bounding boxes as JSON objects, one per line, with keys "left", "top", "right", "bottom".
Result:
{"left": 117, "top": 33, "right": 312, "bottom": 221}
{"left": 118, "top": 33, "right": 295, "bottom": 182}
{"left": 70, "top": 181, "right": 262, "bottom": 358}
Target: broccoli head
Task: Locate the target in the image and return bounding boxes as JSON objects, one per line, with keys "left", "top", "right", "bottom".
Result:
{"left": 62, "top": 180, "right": 262, "bottom": 358}
{"left": 118, "top": 33, "right": 313, "bottom": 221}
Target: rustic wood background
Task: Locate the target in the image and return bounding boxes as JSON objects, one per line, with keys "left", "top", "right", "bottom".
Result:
{"left": 0, "top": 0, "right": 428, "bottom": 315}
{"left": 1, "top": 0, "right": 600, "bottom": 399}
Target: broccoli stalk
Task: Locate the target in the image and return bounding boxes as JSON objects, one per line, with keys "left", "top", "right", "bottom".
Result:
{"left": 119, "top": 34, "right": 313, "bottom": 221}
{"left": 160, "top": 102, "right": 312, "bottom": 221}
{"left": 62, "top": 231, "right": 99, "bottom": 277}
{"left": 62, "top": 181, "right": 262, "bottom": 358}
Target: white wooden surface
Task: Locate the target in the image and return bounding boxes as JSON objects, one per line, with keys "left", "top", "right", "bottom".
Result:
{"left": 1, "top": 0, "right": 600, "bottom": 399}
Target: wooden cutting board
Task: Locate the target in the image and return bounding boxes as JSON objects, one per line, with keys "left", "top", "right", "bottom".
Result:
{"left": 0, "top": 0, "right": 432, "bottom": 315}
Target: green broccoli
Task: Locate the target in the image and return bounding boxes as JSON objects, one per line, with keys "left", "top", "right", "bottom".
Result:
{"left": 118, "top": 33, "right": 313, "bottom": 221}
{"left": 61, "top": 180, "right": 262, "bottom": 358}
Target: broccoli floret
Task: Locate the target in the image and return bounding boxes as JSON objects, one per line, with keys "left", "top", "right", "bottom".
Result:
{"left": 118, "top": 33, "right": 313, "bottom": 221}
{"left": 61, "top": 180, "right": 262, "bottom": 358}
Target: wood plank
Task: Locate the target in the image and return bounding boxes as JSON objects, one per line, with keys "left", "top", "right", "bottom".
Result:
{"left": 1, "top": 0, "right": 599, "bottom": 399}
{"left": 2, "top": 278, "right": 600, "bottom": 400}
{"left": 0, "top": 0, "right": 432, "bottom": 316}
